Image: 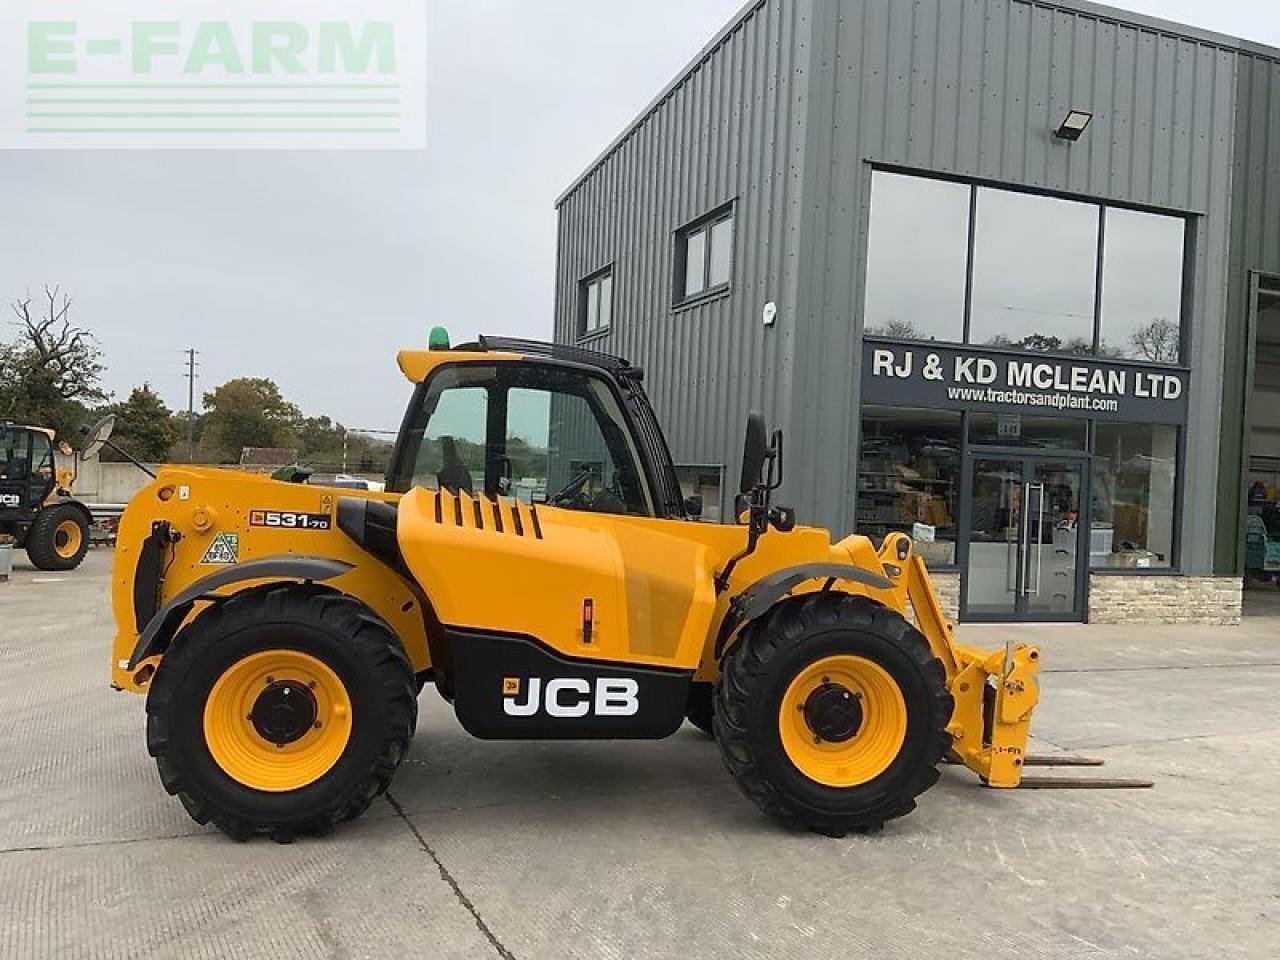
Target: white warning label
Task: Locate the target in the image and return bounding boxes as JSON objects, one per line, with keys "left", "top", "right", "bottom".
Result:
{"left": 200, "top": 532, "right": 239, "bottom": 565}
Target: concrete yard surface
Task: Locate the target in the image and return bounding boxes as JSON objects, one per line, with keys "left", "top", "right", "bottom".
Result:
{"left": 1, "top": 550, "right": 1277, "bottom": 959}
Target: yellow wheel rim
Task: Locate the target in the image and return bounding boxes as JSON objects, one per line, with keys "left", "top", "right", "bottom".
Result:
{"left": 54, "top": 519, "right": 83, "bottom": 559}
{"left": 203, "top": 649, "right": 353, "bottom": 792}
{"left": 778, "top": 655, "right": 908, "bottom": 788}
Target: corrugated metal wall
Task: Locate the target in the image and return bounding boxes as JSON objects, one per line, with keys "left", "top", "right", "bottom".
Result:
{"left": 1217, "top": 54, "right": 1280, "bottom": 572}
{"left": 794, "top": 0, "right": 1239, "bottom": 572}
{"left": 554, "top": 0, "right": 814, "bottom": 515}
{"left": 556, "top": 0, "right": 1280, "bottom": 576}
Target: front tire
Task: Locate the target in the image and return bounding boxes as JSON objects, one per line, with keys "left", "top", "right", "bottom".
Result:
{"left": 714, "top": 592, "right": 952, "bottom": 837}
{"left": 26, "top": 505, "right": 89, "bottom": 570}
{"left": 146, "top": 585, "right": 417, "bottom": 840}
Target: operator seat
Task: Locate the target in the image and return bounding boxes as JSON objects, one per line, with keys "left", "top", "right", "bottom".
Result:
{"left": 436, "top": 436, "right": 474, "bottom": 494}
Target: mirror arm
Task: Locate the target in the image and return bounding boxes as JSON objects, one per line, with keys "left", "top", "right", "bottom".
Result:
{"left": 714, "top": 486, "right": 768, "bottom": 594}
{"left": 100, "top": 439, "right": 157, "bottom": 479}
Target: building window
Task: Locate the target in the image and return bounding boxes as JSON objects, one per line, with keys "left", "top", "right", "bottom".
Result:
{"left": 579, "top": 267, "right": 613, "bottom": 337}
{"left": 862, "top": 171, "right": 1188, "bottom": 362}
{"left": 676, "top": 204, "right": 734, "bottom": 303}
{"left": 1100, "top": 208, "right": 1186, "bottom": 362}
{"left": 970, "top": 188, "right": 1099, "bottom": 352}
{"left": 1091, "top": 422, "right": 1178, "bottom": 569}
{"left": 864, "top": 172, "right": 970, "bottom": 341}
{"left": 858, "top": 406, "right": 961, "bottom": 567}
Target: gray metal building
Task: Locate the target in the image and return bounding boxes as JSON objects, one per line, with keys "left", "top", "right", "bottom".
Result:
{"left": 554, "top": 0, "right": 1280, "bottom": 624}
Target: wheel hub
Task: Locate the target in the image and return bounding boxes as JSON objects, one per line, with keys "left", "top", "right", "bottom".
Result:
{"left": 250, "top": 680, "right": 318, "bottom": 746}
{"left": 803, "top": 682, "right": 863, "bottom": 743}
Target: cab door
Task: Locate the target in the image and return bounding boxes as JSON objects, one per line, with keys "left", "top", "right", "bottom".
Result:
{"left": 0, "top": 429, "right": 36, "bottom": 519}
{"left": 391, "top": 360, "right": 716, "bottom": 738}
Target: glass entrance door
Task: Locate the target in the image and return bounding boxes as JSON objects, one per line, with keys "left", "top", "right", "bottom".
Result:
{"left": 963, "top": 456, "right": 1086, "bottom": 621}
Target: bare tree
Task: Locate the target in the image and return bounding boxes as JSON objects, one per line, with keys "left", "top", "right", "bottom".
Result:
{"left": 9, "top": 286, "right": 105, "bottom": 403}
{"left": 1129, "top": 317, "right": 1180, "bottom": 363}
{"left": 1, "top": 286, "right": 106, "bottom": 436}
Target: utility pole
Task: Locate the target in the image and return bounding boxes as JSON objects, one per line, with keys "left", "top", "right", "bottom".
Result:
{"left": 184, "top": 349, "right": 199, "bottom": 462}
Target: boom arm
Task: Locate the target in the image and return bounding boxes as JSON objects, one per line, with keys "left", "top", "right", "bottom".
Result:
{"left": 879, "top": 533, "right": 1040, "bottom": 789}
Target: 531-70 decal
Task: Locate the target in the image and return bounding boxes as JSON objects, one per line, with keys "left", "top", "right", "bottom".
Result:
{"left": 249, "top": 510, "right": 331, "bottom": 531}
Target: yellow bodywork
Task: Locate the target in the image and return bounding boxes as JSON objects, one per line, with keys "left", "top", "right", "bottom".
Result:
{"left": 109, "top": 349, "right": 1040, "bottom": 791}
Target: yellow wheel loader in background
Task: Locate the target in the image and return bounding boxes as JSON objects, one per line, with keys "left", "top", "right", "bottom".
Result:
{"left": 108, "top": 333, "right": 1135, "bottom": 841}
{"left": 1, "top": 422, "right": 92, "bottom": 570}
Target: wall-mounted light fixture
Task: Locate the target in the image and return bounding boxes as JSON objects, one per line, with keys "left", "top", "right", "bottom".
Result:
{"left": 1054, "top": 109, "right": 1094, "bottom": 141}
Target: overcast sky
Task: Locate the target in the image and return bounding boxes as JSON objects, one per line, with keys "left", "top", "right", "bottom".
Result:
{"left": 1, "top": 0, "right": 1276, "bottom": 431}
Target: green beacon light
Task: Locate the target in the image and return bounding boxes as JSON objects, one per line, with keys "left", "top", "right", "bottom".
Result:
{"left": 428, "top": 326, "right": 451, "bottom": 351}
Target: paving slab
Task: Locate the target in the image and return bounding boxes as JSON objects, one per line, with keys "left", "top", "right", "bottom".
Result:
{"left": 1, "top": 550, "right": 1277, "bottom": 959}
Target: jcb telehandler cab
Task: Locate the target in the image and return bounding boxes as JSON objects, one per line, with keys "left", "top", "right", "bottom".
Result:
{"left": 0, "top": 422, "right": 92, "bottom": 570}
{"left": 109, "top": 334, "right": 1136, "bottom": 841}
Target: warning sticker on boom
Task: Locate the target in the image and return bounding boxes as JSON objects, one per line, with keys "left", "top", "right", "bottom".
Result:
{"left": 201, "top": 533, "right": 239, "bottom": 565}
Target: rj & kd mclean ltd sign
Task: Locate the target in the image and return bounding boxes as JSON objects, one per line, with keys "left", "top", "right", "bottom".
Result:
{"left": 861, "top": 339, "right": 1189, "bottom": 425}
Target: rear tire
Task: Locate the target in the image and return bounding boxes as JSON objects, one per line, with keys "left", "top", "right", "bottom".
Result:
{"left": 714, "top": 592, "right": 952, "bottom": 837}
{"left": 146, "top": 584, "right": 417, "bottom": 840}
{"left": 26, "top": 505, "right": 89, "bottom": 570}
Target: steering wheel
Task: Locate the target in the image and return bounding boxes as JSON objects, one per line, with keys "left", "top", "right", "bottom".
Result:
{"left": 549, "top": 466, "right": 593, "bottom": 508}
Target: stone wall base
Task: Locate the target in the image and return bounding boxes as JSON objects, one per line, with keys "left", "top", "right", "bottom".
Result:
{"left": 913, "top": 572, "right": 1242, "bottom": 626}
{"left": 1087, "top": 575, "right": 1242, "bottom": 626}
{"left": 918, "top": 571, "right": 960, "bottom": 622}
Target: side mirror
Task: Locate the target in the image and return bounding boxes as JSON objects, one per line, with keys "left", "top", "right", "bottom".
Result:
{"left": 79, "top": 415, "right": 116, "bottom": 461}
{"left": 739, "top": 412, "right": 769, "bottom": 494}
{"left": 684, "top": 495, "right": 703, "bottom": 520}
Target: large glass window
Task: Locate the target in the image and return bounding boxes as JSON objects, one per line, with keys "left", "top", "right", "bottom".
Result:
{"left": 863, "top": 172, "right": 970, "bottom": 341}
{"left": 1100, "top": 208, "right": 1185, "bottom": 362}
{"left": 970, "top": 189, "right": 1099, "bottom": 352}
{"left": 1091, "top": 422, "right": 1178, "bottom": 568}
{"left": 861, "top": 172, "right": 1188, "bottom": 361}
{"left": 858, "top": 407, "right": 961, "bottom": 567}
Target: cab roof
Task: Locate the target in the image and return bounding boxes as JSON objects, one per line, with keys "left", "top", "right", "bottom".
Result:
{"left": 396, "top": 335, "right": 644, "bottom": 385}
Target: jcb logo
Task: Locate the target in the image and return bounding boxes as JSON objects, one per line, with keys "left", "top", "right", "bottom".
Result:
{"left": 502, "top": 676, "right": 639, "bottom": 718}
{"left": 0, "top": 493, "right": 19, "bottom": 508}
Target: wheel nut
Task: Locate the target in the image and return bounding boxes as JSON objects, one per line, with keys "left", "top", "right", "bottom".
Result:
{"left": 264, "top": 676, "right": 275, "bottom": 685}
{"left": 307, "top": 681, "right": 317, "bottom": 690}
{"left": 314, "top": 722, "right": 322, "bottom": 729}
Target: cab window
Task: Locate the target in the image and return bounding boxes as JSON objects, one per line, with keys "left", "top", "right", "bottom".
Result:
{"left": 391, "top": 362, "right": 653, "bottom": 517}
{"left": 1, "top": 430, "right": 31, "bottom": 482}
{"left": 31, "top": 433, "right": 54, "bottom": 480}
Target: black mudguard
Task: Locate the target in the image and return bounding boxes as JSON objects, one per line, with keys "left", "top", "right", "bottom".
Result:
{"left": 126, "top": 555, "right": 354, "bottom": 669}
{"left": 714, "top": 562, "right": 895, "bottom": 660}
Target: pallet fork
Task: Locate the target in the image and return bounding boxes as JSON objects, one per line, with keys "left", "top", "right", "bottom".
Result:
{"left": 881, "top": 534, "right": 1153, "bottom": 792}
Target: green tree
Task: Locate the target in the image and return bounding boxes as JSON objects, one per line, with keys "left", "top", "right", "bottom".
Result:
{"left": 0, "top": 287, "right": 106, "bottom": 442}
{"left": 199, "top": 377, "right": 300, "bottom": 463}
{"left": 105, "top": 385, "right": 181, "bottom": 463}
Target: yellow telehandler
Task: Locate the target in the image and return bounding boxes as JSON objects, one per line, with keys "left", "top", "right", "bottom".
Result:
{"left": 1, "top": 421, "right": 92, "bottom": 570}
{"left": 108, "top": 332, "right": 1137, "bottom": 841}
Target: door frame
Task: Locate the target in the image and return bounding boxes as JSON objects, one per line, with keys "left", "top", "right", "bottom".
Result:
{"left": 958, "top": 445, "right": 1092, "bottom": 623}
